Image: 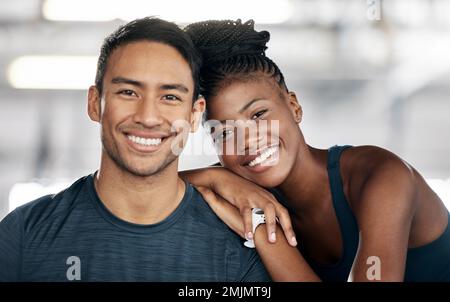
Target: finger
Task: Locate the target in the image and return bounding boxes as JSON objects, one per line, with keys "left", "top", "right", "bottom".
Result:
{"left": 261, "top": 192, "right": 297, "bottom": 246}
{"left": 275, "top": 205, "right": 297, "bottom": 246}
{"left": 263, "top": 203, "right": 277, "bottom": 243}
{"left": 240, "top": 206, "right": 253, "bottom": 240}
{"left": 262, "top": 191, "right": 279, "bottom": 206}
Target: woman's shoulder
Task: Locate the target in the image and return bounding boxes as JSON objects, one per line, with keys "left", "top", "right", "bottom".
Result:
{"left": 342, "top": 145, "right": 414, "bottom": 180}
{"left": 340, "top": 145, "right": 417, "bottom": 215}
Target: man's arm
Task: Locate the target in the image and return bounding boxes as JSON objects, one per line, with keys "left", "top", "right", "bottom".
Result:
{"left": 0, "top": 210, "right": 23, "bottom": 281}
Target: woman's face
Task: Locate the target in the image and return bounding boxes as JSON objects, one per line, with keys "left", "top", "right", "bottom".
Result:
{"left": 205, "top": 77, "right": 303, "bottom": 188}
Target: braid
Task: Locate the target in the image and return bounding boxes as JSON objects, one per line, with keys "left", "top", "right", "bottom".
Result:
{"left": 184, "top": 19, "right": 287, "bottom": 100}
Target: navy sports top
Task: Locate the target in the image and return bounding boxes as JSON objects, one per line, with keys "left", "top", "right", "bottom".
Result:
{"left": 0, "top": 174, "right": 271, "bottom": 281}
{"left": 271, "top": 145, "right": 450, "bottom": 281}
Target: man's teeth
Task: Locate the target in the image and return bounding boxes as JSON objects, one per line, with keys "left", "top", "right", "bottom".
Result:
{"left": 248, "top": 146, "right": 278, "bottom": 167}
{"left": 127, "top": 135, "right": 162, "bottom": 146}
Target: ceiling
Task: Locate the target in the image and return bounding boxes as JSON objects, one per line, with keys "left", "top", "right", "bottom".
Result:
{"left": 1, "top": 0, "right": 450, "bottom": 217}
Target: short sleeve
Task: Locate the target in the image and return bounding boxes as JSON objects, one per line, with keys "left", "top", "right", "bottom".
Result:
{"left": 0, "top": 210, "right": 23, "bottom": 281}
{"left": 237, "top": 248, "right": 272, "bottom": 282}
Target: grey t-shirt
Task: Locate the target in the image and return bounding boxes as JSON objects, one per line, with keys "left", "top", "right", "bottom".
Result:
{"left": 0, "top": 174, "right": 271, "bottom": 281}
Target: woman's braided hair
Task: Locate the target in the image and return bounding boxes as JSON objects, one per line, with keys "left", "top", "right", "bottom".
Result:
{"left": 184, "top": 19, "right": 288, "bottom": 101}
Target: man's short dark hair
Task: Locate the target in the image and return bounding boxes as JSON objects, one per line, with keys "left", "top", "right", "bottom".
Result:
{"left": 95, "top": 17, "right": 202, "bottom": 100}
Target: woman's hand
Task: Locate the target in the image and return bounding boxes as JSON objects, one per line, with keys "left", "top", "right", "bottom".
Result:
{"left": 196, "top": 186, "right": 319, "bottom": 281}
{"left": 183, "top": 167, "right": 297, "bottom": 247}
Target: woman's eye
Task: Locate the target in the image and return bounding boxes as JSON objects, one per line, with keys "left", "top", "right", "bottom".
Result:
{"left": 163, "top": 95, "right": 181, "bottom": 102}
{"left": 251, "top": 109, "right": 268, "bottom": 120}
{"left": 214, "top": 129, "right": 233, "bottom": 142}
{"left": 118, "top": 89, "right": 137, "bottom": 97}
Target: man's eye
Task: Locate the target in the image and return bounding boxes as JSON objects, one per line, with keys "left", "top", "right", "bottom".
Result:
{"left": 118, "top": 90, "right": 137, "bottom": 97}
{"left": 251, "top": 109, "right": 268, "bottom": 120}
{"left": 163, "top": 95, "right": 181, "bottom": 101}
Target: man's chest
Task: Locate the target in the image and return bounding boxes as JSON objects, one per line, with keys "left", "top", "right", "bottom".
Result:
{"left": 20, "top": 230, "right": 229, "bottom": 281}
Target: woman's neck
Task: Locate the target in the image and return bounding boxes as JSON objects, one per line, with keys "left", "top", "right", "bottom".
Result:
{"left": 278, "top": 144, "right": 331, "bottom": 216}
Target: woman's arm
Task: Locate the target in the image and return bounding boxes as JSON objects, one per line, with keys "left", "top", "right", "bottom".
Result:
{"left": 255, "top": 157, "right": 416, "bottom": 282}
{"left": 254, "top": 224, "right": 321, "bottom": 281}
{"left": 196, "top": 186, "right": 320, "bottom": 281}
{"left": 348, "top": 158, "right": 417, "bottom": 281}
{"left": 179, "top": 167, "right": 220, "bottom": 189}
{"left": 180, "top": 167, "right": 297, "bottom": 246}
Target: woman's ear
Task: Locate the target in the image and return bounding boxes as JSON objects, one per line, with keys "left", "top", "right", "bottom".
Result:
{"left": 88, "top": 86, "right": 101, "bottom": 122}
{"left": 287, "top": 91, "right": 303, "bottom": 123}
{"left": 190, "top": 96, "right": 206, "bottom": 133}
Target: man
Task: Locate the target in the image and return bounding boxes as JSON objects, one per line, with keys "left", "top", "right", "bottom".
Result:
{"left": 0, "top": 17, "right": 271, "bottom": 281}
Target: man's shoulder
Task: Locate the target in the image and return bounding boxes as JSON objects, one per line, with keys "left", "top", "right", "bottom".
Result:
{"left": 186, "top": 185, "right": 229, "bottom": 227}
{"left": 11, "top": 175, "right": 92, "bottom": 233}
{"left": 184, "top": 184, "right": 271, "bottom": 281}
{"left": 184, "top": 184, "right": 242, "bottom": 238}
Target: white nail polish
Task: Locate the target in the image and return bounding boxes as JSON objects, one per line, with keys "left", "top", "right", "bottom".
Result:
{"left": 270, "top": 232, "right": 276, "bottom": 242}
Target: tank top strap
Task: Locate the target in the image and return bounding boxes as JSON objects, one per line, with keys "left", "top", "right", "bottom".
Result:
{"left": 326, "top": 145, "right": 359, "bottom": 256}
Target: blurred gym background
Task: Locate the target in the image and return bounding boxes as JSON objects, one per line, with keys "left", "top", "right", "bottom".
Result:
{"left": 1, "top": 0, "right": 450, "bottom": 220}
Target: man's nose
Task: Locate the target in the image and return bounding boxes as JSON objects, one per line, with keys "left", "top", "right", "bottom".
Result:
{"left": 133, "top": 98, "right": 164, "bottom": 127}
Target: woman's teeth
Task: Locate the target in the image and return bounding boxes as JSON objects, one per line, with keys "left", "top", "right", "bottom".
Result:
{"left": 127, "top": 135, "right": 162, "bottom": 146}
{"left": 247, "top": 146, "right": 278, "bottom": 167}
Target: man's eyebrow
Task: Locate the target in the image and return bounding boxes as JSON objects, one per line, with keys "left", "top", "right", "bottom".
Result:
{"left": 238, "top": 98, "right": 266, "bottom": 113}
{"left": 111, "top": 77, "right": 144, "bottom": 87}
{"left": 159, "top": 84, "right": 189, "bottom": 93}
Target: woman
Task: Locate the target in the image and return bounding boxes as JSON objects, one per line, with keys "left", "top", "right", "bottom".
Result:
{"left": 180, "top": 19, "right": 450, "bottom": 281}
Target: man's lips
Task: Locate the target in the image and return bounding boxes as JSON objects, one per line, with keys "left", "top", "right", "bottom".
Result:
{"left": 123, "top": 130, "right": 171, "bottom": 139}
{"left": 122, "top": 129, "right": 174, "bottom": 151}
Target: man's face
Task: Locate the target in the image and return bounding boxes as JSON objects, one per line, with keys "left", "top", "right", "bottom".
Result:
{"left": 88, "top": 41, "right": 204, "bottom": 177}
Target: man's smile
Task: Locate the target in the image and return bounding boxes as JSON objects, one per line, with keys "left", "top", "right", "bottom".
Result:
{"left": 123, "top": 131, "right": 172, "bottom": 154}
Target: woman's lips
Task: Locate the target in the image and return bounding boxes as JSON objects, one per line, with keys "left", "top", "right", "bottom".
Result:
{"left": 242, "top": 145, "right": 280, "bottom": 173}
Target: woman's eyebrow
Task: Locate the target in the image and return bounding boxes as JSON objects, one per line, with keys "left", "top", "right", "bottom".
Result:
{"left": 238, "top": 98, "right": 266, "bottom": 113}
{"left": 216, "top": 98, "right": 267, "bottom": 123}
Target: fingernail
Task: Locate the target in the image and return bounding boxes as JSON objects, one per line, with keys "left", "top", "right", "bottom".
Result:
{"left": 270, "top": 232, "right": 276, "bottom": 242}
{"left": 291, "top": 237, "right": 297, "bottom": 246}
{"left": 247, "top": 232, "right": 253, "bottom": 240}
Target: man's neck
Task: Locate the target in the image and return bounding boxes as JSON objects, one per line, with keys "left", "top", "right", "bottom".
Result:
{"left": 94, "top": 153, "right": 186, "bottom": 225}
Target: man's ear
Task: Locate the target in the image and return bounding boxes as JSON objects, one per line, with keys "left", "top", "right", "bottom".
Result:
{"left": 190, "top": 96, "right": 206, "bottom": 133}
{"left": 88, "top": 86, "right": 101, "bottom": 122}
{"left": 287, "top": 91, "right": 302, "bottom": 124}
